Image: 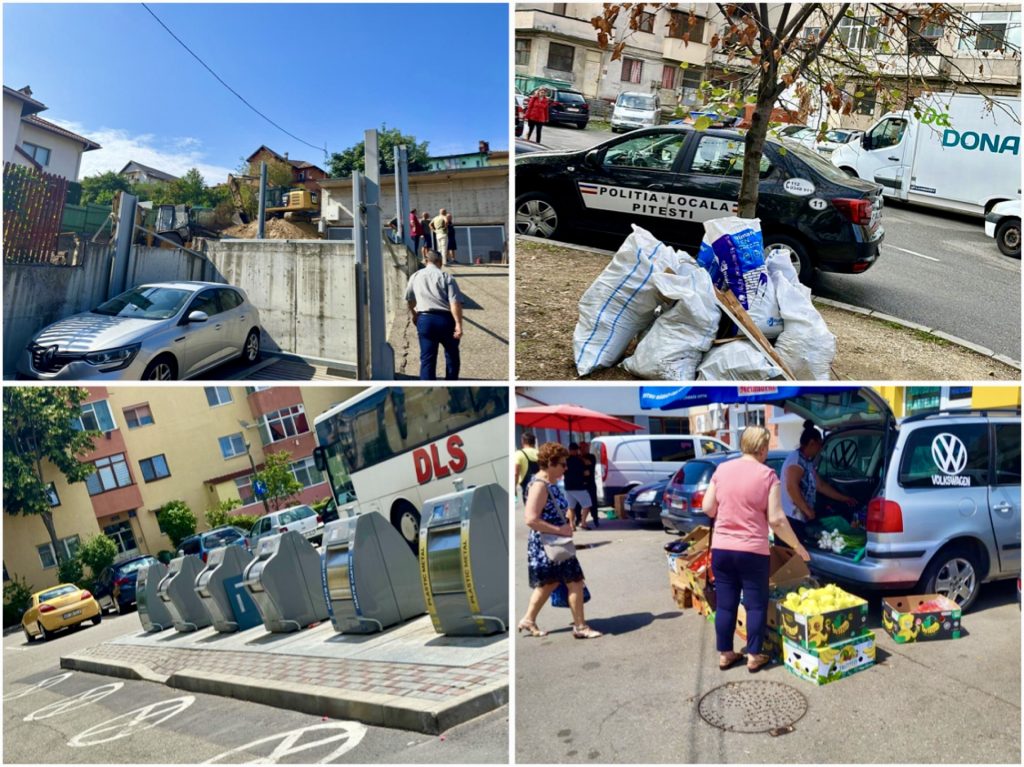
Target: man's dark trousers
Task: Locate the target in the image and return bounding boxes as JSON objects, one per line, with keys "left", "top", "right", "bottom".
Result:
{"left": 417, "top": 311, "right": 460, "bottom": 380}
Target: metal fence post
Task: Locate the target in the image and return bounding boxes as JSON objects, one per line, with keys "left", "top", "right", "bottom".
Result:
{"left": 364, "top": 129, "right": 394, "bottom": 380}
{"left": 109, "top": 192, "right": 137, "bottom": 299}
{"left": 257, "top": 161, "right": 267, "bottom": 239}
{"left": 397, "top": 145, "right": 412, "bottom": 255}
{"left": 352, "top": 171, "right": 369, "bottom": 380}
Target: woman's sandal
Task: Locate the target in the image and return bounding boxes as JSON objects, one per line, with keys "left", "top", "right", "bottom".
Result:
{"left": 572, "top": 624, "right": 603, "bottom": 639}
{"left": 747, "top": 653, "right": 772, "bottom": 673}
{"left": 517, "top": 619, "right": 548, "bottom": 638}
{"left": 719, "top": 651, "right": 745, "bottom": 671}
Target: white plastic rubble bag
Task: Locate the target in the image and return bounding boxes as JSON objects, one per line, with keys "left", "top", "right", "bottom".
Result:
{"left": 696, "top": 341, "right": 783, "bottom": 381}
{"left": 620, "top": 264, "right": 720, "bottom": 380}
{"left": 574, "top": 225, "right": 688, "bottom": 376}
{"left": 766, "top": 248, "right": 836, "bottom": 380}
{"left": 696, "top": 217, "right": 782, "bottom": 339}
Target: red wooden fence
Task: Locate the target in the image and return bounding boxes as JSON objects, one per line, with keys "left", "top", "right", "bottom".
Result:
{"left": 3, "top": 162, "right": 70, "bottom": 264}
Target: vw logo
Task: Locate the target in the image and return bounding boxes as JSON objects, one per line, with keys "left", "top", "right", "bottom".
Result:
{"left": 931, "top": 433, "right": 969, "bottom": 476}
{"left": 829, "top": 439, "right": 859, "bottom": 470}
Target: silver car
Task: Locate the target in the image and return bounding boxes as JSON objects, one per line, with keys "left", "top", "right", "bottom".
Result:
{"left": 18, "top": 281, "right": 261, "bottom": 380}
{"left": 248, "top": 505, "right": 325, "bottom": 546}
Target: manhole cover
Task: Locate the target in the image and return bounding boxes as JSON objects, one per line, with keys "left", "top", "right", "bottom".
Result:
{"left": 698, "top": 681, "right": 807, "bottom": 734}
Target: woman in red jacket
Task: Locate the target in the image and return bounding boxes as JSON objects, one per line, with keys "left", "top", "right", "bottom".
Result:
{"left": 525, "top": 88, "right": 551, "bottom": 143}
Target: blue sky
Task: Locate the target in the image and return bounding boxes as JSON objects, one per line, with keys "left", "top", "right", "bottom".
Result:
{"left": 4, "top": 3, "right": 509, "bottom": 182}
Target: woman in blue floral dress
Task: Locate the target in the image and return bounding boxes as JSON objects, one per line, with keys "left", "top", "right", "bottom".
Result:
{"left": 518, "top": 442, "right": 603, "bottom": 639}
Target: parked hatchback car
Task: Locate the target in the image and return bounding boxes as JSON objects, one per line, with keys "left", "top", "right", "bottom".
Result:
{"left": 546, "top": 88, "right": 590, "bottom": 129}
{"left": 248, "top": 504, "right": 325, "bottom": 546}
{"left": 22, "top": 583, "right": 101, "bottom": 642}
{"left": 782, "top": 388, "right": 1020, "bottom": 611}
{"left": 661, "top": 450, "right": 789, "bottom": 534}
{"left": 177, "top": 526, "right": 251, "bottom": 563}
{"left": 18, "top": 281, "right": 261, "bottom": 380}
{"left": 92, "top": 554, "right": 160, "bottom": 615}
{"left": 623, "top": 473, "right": 674, "bottom": 524}
{"left": 515, "top": 124, "right": 886, "bottom": 283}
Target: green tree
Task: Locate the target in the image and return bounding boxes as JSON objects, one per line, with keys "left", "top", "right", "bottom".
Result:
{"left": 255, "top": 451, "right": 303, "bottom": 511}
{"left": 77, "top": 534, "right": 118, "bottom": 580}
{"left": 328, "top": 126, "right": 430, "bottom": 178}
{"left": 245, "top": 158, "right": 295, "bottom": 189}
{"left": 79, "top": 171, "right": 133, "bottom": 205}
{"left": 205, "top": 498, "right": 242, "bottom": 530}
{"left": 3, "top": 575, "right": 34, "bottom": 628}
{"left": 156, "top": 500, "right": 197, "bottom": 548}
{"left": 57, "top": 557, "right": 84, "bottom": 587}
{"left": 3, "top": 388, "right": 99, "bottom": 566}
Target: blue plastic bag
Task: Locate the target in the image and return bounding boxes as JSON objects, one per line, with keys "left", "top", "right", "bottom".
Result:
{"left": 550, "top": 582, "right": 591, "bottom": 607}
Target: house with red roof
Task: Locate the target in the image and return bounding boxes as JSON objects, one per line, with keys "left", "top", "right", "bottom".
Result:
{"left": 3, "top": 85, "right": 101, "bottom": 181}
{"left": 245, "top": 145, "right": 327, "bottom": 193}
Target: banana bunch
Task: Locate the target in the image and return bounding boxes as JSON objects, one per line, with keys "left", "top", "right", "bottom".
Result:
{"left": 782, "top": 584, "right": 865, "bottom": 616}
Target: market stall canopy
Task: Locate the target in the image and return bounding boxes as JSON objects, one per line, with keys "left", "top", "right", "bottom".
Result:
{"left": 639, "top": 386, "right": 894, "bottom": 430}
{"left": 515, "top": 404, "right": 644, "bottom": 435}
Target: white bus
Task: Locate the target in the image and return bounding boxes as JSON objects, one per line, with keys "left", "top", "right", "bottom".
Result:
{"left": 312, "top": 386, "right": 510, "bottom": 546}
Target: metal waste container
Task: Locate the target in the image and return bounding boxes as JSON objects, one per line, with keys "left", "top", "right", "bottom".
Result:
{"left": 137, "top": 562, "right": 173, "bottom": 632}
{"left": 419, "top": 481, "right": 509, "bottom": 636}
{"left": 157, "top": 555, "right": 212, "bottom": 633}
{"left": 321, "top": 511, "right": 426, "bottom": 634}
{"left": 194, "top": 545, "right": 261, "bottom": 633}
{"left": 242, "top": 531, "right": 329, "bottom": 633}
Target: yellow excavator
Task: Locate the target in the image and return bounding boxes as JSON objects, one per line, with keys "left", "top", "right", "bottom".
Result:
{"left": 265, "top": 186, "right": 320, "bottom": 220}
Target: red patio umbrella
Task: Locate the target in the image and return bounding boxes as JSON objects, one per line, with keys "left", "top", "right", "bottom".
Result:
{"left": 515, "top": 404, "right": 643, "bottom": 438}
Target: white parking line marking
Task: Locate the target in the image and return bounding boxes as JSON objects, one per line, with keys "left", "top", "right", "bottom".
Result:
{"left": 3, "top": 672, "right": 73, "bottom": 701}
{"left": 203, "top": 722, "right": 368, "bottom": 764}
{"left": 68, "top": 696, "right": 195, "bottom": 747}
{"left": 888, "top": 245, "right": 941, "bottom": 262}
{"left": 25, "top": 682, "right": 123, "bottom": 721}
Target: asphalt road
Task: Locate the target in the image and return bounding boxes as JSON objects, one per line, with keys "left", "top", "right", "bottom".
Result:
{"left": 514, "top": 510, "right": 1021, "bottom": 764}
{"left": 3, "top": 613, "right": 507, "bottom": 764}
{"left": 524, "top": 124, "right": 1021, "bottom": 360}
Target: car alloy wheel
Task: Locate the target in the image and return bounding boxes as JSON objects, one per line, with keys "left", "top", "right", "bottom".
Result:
{"left": 244, "top": 330, "right": 261, "bottom": 362}
{"left": 144, "top": 361, "right": 175, "bottom": 380}
{"left": 515, "top": 196, "right": 560, "bottom": 238}
{"left": 37, "top": 622, "right": 50, "bottom": 642}
{"left": 934, "top": 556, "right": 978, "bottom": 606}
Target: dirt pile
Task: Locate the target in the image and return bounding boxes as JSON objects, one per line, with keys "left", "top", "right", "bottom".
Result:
{"left": 222, "top": 218, "right": 320, "bottom": 239}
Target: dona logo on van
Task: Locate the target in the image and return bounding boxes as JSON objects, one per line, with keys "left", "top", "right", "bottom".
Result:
{"left": 941, "top": 129, "right": 1020, "bottom": 155}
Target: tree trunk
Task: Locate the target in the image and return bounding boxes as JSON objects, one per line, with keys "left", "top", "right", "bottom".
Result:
{"left": 39, "top": 509, "right": 66, "bottom": 566}
{"left": 738, "top": 67, "right": 779, "bottom": 219}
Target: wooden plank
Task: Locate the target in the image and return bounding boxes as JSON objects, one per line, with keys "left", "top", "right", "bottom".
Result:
{"left": 713, "top": 287, "right": 797, "bottom": 381}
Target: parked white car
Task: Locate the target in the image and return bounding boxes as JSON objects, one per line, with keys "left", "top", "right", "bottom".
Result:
{"left": 985, "top": 199, "right": 1021, "bottom": 257}
{"left": 248, "top": 505, "right": 325, "bottom": 546}
{"left": 816, "top": 129, "right": 863, "bottom": 157}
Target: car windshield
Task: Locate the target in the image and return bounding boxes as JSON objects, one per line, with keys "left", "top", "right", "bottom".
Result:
{"left": 557, "top": 91, "right": 586, "bottom": 105}
{"left": 824, "top": 130, "right": 853, "bottom": 143}
{"left": 619, "top": 94, "right": 655, "bottom": 110}
{"left": 117, "top": 557, "right": 156, "bottom": 575}
{"left": 93, "top": 286, "right": 192, "bottom": 320}
{"left": 203, "top": 529, "right": 240, "bottom": 547}
{"left": 40, "top": 585, "right": 78, "bottom": 601}
{"left": 780, "top": 139, "right": 860, "bottom": 184}
{"left": 179, "top": 538, "right": 201, "bottom": 555}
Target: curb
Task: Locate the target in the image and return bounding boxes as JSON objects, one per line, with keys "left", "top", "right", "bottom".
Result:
{"left": 517, "top": 236, "right": 1022, "bottom": 371}
{"left": 61, "top": 654, "right": 508, "bottom": 736}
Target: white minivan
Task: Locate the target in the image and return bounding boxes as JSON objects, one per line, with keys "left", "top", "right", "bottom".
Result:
{"left": 591, "top": 434, "right": 730, "bottom": 504}
{"left": 611, "top": 91, "right": 662, "bottom": 133}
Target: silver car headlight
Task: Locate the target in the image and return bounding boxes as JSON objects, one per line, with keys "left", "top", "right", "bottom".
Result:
{"left": 83, "top": 343, "right": 141, "bottom": 371}
{"left": 636, "top": 490, "right": 657, "bottom": 503}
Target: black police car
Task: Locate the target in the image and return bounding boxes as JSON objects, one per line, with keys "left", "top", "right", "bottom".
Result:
{"left": 515, "top": 125, "right": 884, "bottom": 283}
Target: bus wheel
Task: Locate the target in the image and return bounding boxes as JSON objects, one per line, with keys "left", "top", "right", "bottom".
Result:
{"left": 392, "top": 501, "right": 422, "bottom": 549}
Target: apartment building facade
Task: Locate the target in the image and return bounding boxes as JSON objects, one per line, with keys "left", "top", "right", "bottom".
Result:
{"left": 515, "top": 3, "right": 1019, "bottom": 126}
{"left": 3, "top": 385, "right": 363, "bottom": 592}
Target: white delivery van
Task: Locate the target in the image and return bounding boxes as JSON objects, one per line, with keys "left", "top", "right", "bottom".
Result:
{"left": 591, "top": 434, "right": 729, "bottom": 505}
{"left": 611, "top": 91, "right": 662, "bottom": 133}
{"left": 830, "top": 92, "right": 1020, "bottom": 216}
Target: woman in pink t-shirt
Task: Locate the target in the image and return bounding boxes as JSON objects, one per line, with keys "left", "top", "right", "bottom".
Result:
{"left": 702, "top": 426, "right": 810, "bottom": 673}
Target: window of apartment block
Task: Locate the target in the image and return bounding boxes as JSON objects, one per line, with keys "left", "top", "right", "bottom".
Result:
{"left": 551, "top": 3, "right": 567, "bottom": 15}
{"left": 290, "top": 457, "right": 323, "bottom": 489}
{"left": 678, "top": 67, "right": 704, "bottom": 107}
{"left": 637, "top": 11, "right": 655, "bottom": 33}
{"left": 22, "top": 141, "right": 51, "bottom": 166}
{"left": 660, "top": 64, "right": 677, "bottom": 90}
{"left": 235, "top": 475, "right": 255, "bottom": 505}
{"left": 219, "top": 432, "right": 247, "bottom": 459}
{"left": 140, "top": 454, "right": 170, "bottom": 482}
{"left": 123, "top": 403, "right": 154, "bottom": 429}
{"left": 959, "top": 11, "right": 1020, "bottom": 51}
{"left": 908, "top": 17, "right": 943, "bottom": 55}
{"left": 837, "top": 15, "right": 879, "bottom": 49}
{"left": 205, "top": 386, "right": 232, "bottom": 407}
{"left": 547, "top": 42, "right": 575, "bottom": 72}
{"left": 648, "top": 417, "right": 688, "bottom": 435}
{"left": 73, "top": 400, "right": 115, "bottom": 433}
{"left": 103, "top": 521, "right": 138, "bottom": 556}
{"left": 259, "top": 405, "right": 309, "bottom": 445}
{"left": 668, "top": 10, "right": 706, "bottom": 41}
{"left": 620, "top": 57, "right": 643, "bottom": 84}
{"left": 515, "top": 38, "right": 532, "bottom": 66}
{"left": 46, "top": 482, "right": 60, "bottom": 507}
{"left": 855, "top": 90, "right": 877, "bottom": 116}
{"left": 85, "top": 453, "right": 132, "bottom": 495}
{"left": 37, "top": 536, "right": 80, "bottom": 569}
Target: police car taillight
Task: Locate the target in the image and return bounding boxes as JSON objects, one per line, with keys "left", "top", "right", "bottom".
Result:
{"left": 832, "top": 198, "right": 873, "bottom": 225}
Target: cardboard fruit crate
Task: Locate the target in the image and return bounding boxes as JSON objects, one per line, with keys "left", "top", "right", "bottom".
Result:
{"left": 881, "top": 594, "right": 962, "bottom": 642}
{"left": 778, "top": 596, "right": 870, "bottom": 649}
{"left": 670, "top": 584, "right": 693, "bottom": 610}
{"left": 783, "top": 630, "right": 876, "bottom": 686}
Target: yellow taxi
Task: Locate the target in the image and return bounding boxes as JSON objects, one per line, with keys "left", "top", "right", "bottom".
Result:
{"left": 22, "top": 583, "right": 102, "bottom": 643}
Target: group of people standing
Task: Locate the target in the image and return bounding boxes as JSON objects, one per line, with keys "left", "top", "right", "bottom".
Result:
{"left": 409, "top": 208, "right": 458, "bottom": 265}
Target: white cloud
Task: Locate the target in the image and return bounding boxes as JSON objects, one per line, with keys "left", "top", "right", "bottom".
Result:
{"left": 51, "top": 120, "right": 236, "bottom": 184}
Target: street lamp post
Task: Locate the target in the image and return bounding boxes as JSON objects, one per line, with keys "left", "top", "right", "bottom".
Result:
{"left": 239, "top": 419, "right": 273, "bottom": 516}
